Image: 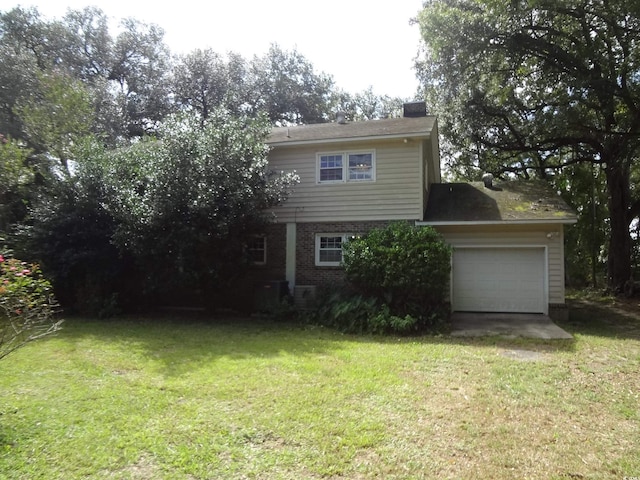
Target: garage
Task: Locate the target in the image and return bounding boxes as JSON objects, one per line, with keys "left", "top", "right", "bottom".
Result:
{"left": 452, "top": 247, "right": 546, "bottom": 314}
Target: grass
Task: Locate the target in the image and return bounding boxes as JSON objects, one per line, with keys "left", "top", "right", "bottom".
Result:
{"left": 1, "top": 300, "right": 639, "bottom": 479}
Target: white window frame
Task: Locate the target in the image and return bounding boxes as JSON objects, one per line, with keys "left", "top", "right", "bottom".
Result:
{"left": 247, "top": 236, "right": 267, "bottom": 265}
{"left": 317, "top": 153, "right": 345, "bottom": 183}
{"left": 315, "top": 233, "right": 352, "bottom": 266}
{"left": 316, "top": 150, "right": 376, "bottom": 184}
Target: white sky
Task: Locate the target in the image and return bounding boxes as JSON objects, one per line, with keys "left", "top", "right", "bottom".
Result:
{"left": 7, "top": 0, "right": 425, "bottom": 99}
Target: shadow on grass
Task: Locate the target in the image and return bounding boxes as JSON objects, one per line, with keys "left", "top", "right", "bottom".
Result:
{"left": 50, "top": 294, "right": 640, "bottom": 377}
{"left": 435, "top": 330, "right": 578, "bottom": 355}
{"left": 559, "top": 297, "right": 640, "bottom": 340}
{"left": 52, "top": 313, "right": 355, "bottom": 377}
{"left": 55, "top": 312, "right": 578, "bottom": 373}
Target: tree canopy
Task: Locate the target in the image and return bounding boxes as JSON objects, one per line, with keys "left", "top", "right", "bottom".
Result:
{"left": 0, "top": 5, "right": 408, "bottom": 147}
{"left": 416, "top": 0, "right": 640, "bottom": 290}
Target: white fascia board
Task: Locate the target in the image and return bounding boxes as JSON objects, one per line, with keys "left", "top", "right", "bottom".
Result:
{"left": 416, "top": 218, "right": 578, "bottom": 226}
{"left": 268, "top": 133, "right": 431, "bottom": 147}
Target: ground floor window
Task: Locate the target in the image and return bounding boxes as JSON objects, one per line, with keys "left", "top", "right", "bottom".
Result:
{"left": 315, "top": 234, "right": 351, "bottom": 266}
{"left": 247, "top": 236, "right": 267, "bottom": 265}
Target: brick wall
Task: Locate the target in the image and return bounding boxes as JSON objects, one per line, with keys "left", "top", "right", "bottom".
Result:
{"left": 239, "top": 220, "right": 405, "bottom": 310}
{"left": 246, "top": 223, "right": 287, "bottom": 283}
{"left": 295, "top": 220, "right": 393, "bottom": 287}
{"left": 246, "top": 220, "right": 408, "bottom": 289}
{"left": 230, "top": 223, "right": 288, "bottom": 312}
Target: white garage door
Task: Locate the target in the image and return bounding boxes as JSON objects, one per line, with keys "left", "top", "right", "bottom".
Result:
{"left": 452, "top": 247, "right": 546, "bottom": 313}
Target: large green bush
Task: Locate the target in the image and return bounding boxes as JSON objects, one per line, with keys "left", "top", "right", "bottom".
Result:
{"left": 342, "top": 222, "right": 451, "bottom": 328}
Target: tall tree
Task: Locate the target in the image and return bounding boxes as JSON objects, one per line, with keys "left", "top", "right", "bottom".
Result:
{"left": 171, "top": 49, "right": 248, "bottom": 120}
{"left": 249, "top": 44, "right": 336, "bottom": 125}
{"left": 334, "top": 87, "right": 406, "bottom": 121}
{"left": 0, "top": 7, "right": 46, "bottom": 139}
{"left": 0, "top": 6, "right": 173, "bottom": 143}
{"left": 416, "top": 0, "right": 640, "bottom": 291}
{"left": 552, "top": 163, "right": 609, "bottom": 287}
{"left": 17, "top": 71, "right": 94, "bottom": 176}
{"left": 55, "top": 7, "right": 113, "bottom": 82}
{"left": 108, "top": 18, "right": 172, "bottom": 137}
{"left": 0, "top": 136, "right": 33, "bottom": 232}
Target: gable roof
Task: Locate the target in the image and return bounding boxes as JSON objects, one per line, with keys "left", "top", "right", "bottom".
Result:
{"left": 422, "top": 181, "right": 577, "bottom": 225}
{"left": 267, "top": 116, "right": 437, "bottom": 146}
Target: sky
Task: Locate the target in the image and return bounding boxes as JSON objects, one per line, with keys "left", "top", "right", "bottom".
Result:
{"left": 6, "top": 0, "right": 426, "bottom": 99}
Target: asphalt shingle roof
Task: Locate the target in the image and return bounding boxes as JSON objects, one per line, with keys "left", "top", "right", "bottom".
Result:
{"left": 424, "top": 181, "right": 577, "bottom": 223}
{"left": 267, "top": 116, "right": 437, "bottom": 145}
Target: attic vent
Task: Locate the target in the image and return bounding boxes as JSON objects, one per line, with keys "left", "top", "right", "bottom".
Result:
{"left": 403, "top": 101, "right": 427, "bottom": 117}
{"left": 335, "top": 111, "right": 347, "bottom": 124}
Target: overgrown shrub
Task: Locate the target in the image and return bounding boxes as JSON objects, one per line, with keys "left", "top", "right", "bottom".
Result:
{"left": 0, "top": 251, "right": 62, "bottom": 360}
{"left": 342, "top": 222, "right": 451, "bottom": 329}
{"left": 15, "top": 192, "right": 134, "bottom": 317}
{"left": 306, "top": 288, "right": 425, "bottom": 335}
{"left": 307, "top": 289, "right": 380, "bottom": 333}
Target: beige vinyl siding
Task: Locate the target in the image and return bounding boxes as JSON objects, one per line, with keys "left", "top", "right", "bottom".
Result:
{"left": 268, "top": 139, "right": 425, "bottom": 223}
{"left": 433, "top": 224, "right": 566, "bottom": 305}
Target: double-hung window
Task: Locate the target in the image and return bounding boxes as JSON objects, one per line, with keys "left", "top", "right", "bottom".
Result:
{"left": 247, "top": 236, "right": 267, "bottom": 265}
{"left": 315, "top": 234, "right": 351, "bottom": 266}
{"left": 348, "top": 153, "right": 374, "bottom": 181}
{"left": 319, "top": 154, "right": 344, "bottom": 182}
{"left": 317, "top": 150, "right": 375, "bottom": 183}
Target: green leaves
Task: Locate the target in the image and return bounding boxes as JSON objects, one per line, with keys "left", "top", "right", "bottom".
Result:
{"left": 16, "top": 71, "right": 94, "bottom": 174}
{"left": 0, "top": 252, "right": 62, "bottom": 361}
{"left": 416, "top": 0, "right": 640, "bottom": 289}
{"left": 342, "top": 222, "right": 451, "bottom": 322}
{"left": 417, "top": 0, "right": 640, "bottom": 177}
{"left": 81, "top": 109, "right": 299, "bottom": 304}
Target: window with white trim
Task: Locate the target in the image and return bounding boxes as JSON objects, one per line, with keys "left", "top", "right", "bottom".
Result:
{"left": 317, "top": 150, "right": 375, "bottom": 183}
{"left": 348, "top": 152, "right": 374, "bottom": 181}
{"left": 319, "top": 154, "right": 344, "bottom": 182}
{"left": 247, "top": 236, "right": 267, "bottom": 265}
{"left": 315, "top": 234, "right": 351, "bottom": 266}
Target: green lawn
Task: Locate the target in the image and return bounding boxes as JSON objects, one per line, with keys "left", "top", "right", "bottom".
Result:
{"left": 1, "top": 299, "right": 639, "bottom": 479}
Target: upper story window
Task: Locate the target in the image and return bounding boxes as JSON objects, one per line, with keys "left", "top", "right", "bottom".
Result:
{"left": 319, "top": 154, "right": 344, "bottom": 182}
{"left": 348, "top": 153, "right": 373, "bottom": 181}
{"left": 317, "top": 150, "right": 375, "bottom": 183}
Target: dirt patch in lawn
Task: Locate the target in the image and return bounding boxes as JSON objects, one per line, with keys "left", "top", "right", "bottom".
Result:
{"left": 499, "top": 348, "right": 547, "bottom": 361}
{"left": 103, "top": 455, "right": 168, "bottom": 479}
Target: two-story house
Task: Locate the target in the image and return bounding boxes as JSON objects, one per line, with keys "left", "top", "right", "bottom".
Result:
{"left": 253, "top": 103, "right": 576, "bottom": 319}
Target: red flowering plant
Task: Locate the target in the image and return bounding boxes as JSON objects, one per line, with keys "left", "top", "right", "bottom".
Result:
{"left": 0, "top": 250, "right": 62, "bottom": 360}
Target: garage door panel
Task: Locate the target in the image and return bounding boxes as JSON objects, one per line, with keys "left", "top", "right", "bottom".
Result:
{"left": 452, "top": 247, "right": 545, "bottom": 313}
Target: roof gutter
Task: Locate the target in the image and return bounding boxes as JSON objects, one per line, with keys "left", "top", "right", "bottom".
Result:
{"left": 416, "top": 218, "right": 578, "bottom": 226}
{"left": 267, "top": 132, "right": 431, "bottom": 147}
